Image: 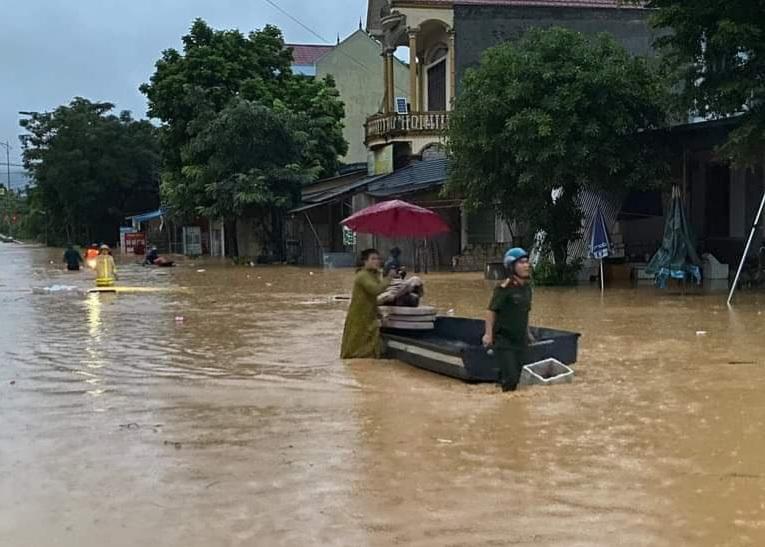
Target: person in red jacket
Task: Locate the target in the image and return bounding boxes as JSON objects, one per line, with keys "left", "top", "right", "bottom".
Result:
{"left": 84, "top": 244, "right": 99, "bottom": 269}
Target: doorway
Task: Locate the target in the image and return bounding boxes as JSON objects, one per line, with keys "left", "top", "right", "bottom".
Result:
{"left": 427, "top": 59, "right": 446, "bottom": 111}
{"left": 705, "top": 163, "right": 730, "bottom": 238}
{"left": 182, "top": 226, "right": 203, "bottom": 255}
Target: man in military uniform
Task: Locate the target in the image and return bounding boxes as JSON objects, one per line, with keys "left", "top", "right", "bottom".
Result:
{"left": 482, "top": 247, "right": 533, "bottom": 392}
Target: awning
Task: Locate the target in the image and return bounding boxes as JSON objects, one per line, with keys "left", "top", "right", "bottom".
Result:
{"left": 126, "top": 208, "right": 167, "bottom": 223}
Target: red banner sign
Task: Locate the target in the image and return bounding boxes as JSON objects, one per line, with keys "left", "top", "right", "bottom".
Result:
{"left": 125, "top": 232, "right": 146, "bottom": 255}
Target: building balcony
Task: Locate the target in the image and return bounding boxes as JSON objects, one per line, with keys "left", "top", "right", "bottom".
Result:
{"left": 365, "top": 111, "right": 450, "bottom": 147}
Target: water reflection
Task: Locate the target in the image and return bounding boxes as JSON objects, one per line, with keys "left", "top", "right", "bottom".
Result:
{"left": 78, "top": 292, "right": 106, "bottom": 400}
{"left": 2, "top": 244, "right": 765, "bottom": 546}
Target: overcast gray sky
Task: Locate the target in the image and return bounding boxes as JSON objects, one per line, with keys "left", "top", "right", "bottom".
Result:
{"left": 0, "top": 0, "right": 368, "bottom": 186}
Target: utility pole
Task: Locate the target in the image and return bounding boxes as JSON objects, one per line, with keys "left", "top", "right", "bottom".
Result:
{"left": 0, "top": 141, "right": 9, "bottom": 237}
{"left": 0, "top": 141, "right": 9, "bottom": 191}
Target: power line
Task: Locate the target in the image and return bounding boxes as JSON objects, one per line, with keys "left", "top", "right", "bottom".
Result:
{"left": 262, "top": 0, "right": 330, "bottom": 44}
{"left": 260, "top": 0, "right": 409, "bottom": 96}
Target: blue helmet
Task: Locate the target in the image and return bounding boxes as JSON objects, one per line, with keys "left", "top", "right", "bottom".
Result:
{"left": 503, "top": 247, "right": 529, "bottom": 269}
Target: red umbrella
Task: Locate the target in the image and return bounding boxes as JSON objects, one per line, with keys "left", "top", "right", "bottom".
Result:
{"left": 341, "top": 199, "right": 450, "bottom": 238}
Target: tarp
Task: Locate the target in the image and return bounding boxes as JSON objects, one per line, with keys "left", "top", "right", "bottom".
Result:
{"left": 646, "top": 186, "right": 702, "bottom": 288}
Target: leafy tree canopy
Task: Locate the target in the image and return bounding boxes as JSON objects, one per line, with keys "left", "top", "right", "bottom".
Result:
{"left": 446, "top": 27, "right": 669, "bottom": 266}
{"left": 179, "top": 98, "right": 312, "bottom": 220}
{"left": 646, "top": 0, "right": 765, "bottom": 163}
{"left": 19, "top": 97, "right": 160, "bottom": 245}
{"left": 140, "top": 19, "right": 347, "bottom": 219}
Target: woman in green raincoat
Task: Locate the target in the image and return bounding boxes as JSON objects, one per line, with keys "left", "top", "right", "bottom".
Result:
{"left": 340, "top": 248, "right": 393, "bottom": 359}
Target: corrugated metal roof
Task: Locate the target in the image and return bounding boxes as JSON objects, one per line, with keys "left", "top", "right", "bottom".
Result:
{"left": 290, "top": 173, "right": 386, "bottom": 214}
{"left": 367, "top": 158, "right": 448, "bottom": 197}
{"left": 301, "top": 169, "right": 369, "bottom": 202}
{"left": 394, "top": 0, "right": 645, "bottom": 8}
{"left": 290, "top": 159, "right": 449, "bottom": 212}
{"left": 287, "top": 44, "right": 334, "bottom": 66}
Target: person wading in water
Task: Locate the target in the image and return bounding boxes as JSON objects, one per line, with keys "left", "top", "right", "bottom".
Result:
{"left": 63, "top": 244, "right": 83, "bottom": 271}
{"left": 94, "top": 244, "right": 118, "bottom": 287}
{"left": 482, "top": 247, "right": 534, "bottom": 392}
{"left": 340, "top": 248, "right": 395, "bottom": 359}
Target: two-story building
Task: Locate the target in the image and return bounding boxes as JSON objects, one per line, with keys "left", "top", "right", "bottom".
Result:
{"left": 354, "top": 0, "right": 659, "bottom": 270}
{"left": 288, "top": 30, "right": 411, "bottom": 166}
{"left": 363, "top": 0, "right": 655, "bottom": 172}
{"left": 359, "top": 0, "right": 765, "bottom": 279}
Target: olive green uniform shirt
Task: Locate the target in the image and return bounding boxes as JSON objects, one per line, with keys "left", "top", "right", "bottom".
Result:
{"left": 489, "top": 283, "right": 532, "bottom": 348}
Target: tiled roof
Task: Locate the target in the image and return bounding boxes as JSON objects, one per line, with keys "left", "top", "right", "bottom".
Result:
{"left": 287, "top": 44, "right": 335, "bottom": 66}
{"left": 393, "top": 0, "right": 645, "bottom": 8}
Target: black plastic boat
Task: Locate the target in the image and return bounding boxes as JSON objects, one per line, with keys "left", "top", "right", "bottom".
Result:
{"left": 381, "top": 316, "right": 580, "bottom": 382}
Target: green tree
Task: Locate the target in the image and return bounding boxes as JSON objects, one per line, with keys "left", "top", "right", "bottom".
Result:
{"left": 180, "top": 98, "right": 314, "bottom": 255}
{"left": 0, "top": 187, "right": 29, "bottom": 239}
{"left": 446, "top": 27, "right": 669, "bottom": 269}
{"left": 646, "top": 0, "right": 765, "bottom": 163}
{"left": 280, "top": 74, "right": 347, "bottom": 177}
{"left": 19, "top": 98, "right": 160, "bottom": 245}
{"left": 140, "top": 19, "right": 347, "bottom": 221}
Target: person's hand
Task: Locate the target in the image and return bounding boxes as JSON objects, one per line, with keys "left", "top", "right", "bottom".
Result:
{"left": 482, "top": 333, "right": 493, "bottom": 348}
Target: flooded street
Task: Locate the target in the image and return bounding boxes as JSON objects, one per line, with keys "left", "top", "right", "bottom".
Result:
{"left": 3, "top": 244, "right": 765, "bottom": 546}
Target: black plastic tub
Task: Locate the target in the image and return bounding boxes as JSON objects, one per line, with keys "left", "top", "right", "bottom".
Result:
{"left": 381, "top": 316, "right": 580, "bottom": 382}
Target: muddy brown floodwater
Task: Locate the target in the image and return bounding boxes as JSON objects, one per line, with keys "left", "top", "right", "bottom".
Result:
{"left": 2, "top": 244, "right": 765, "bottom": 546}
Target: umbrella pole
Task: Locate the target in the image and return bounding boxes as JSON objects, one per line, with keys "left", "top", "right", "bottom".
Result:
{"left": 728, "top": 189, "right": 765, "bottom": 306}
{"left": 412, "top": 237, "right": 417, "bottom": 273}
{"left": 424, "top": 238, "right": 429, "bottom": 274}
{"left": 600, "top": 259, "right": 604, "bottom": 293}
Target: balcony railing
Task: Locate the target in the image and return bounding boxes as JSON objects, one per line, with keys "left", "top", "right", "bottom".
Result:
{"left": 365, "top": 111, "right": 450, "bottom": 142}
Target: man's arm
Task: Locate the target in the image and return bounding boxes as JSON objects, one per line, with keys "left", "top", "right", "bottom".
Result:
{"left": 482, "top": 310, "right": 496, "bottom": 347}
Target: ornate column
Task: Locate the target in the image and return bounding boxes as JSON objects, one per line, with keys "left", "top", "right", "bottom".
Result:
{"left": 448, "top": 29, "right": 456, "bottom": 111}
{"left": 381, "top": 50, "right": 390, "bottom": 113}
{"left": 408, "top": 30, "right": 418, "bottom": 112}
{"left": 384, "top": 49, "right": 395, "bottom": 113}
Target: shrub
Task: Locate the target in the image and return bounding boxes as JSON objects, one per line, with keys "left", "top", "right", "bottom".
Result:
{"left": 533, "top": 258, "right": 582, "bottom": 286}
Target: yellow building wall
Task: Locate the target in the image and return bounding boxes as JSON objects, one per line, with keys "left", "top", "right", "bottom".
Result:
{"left": 395, "top": 6, "right": 454, "bottom": 30}
{"left": 316, "top": 30, "right": 410, "bottom": 165}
